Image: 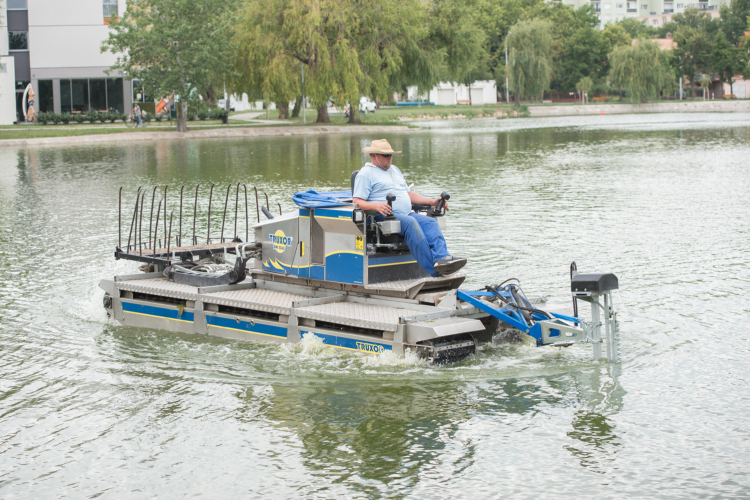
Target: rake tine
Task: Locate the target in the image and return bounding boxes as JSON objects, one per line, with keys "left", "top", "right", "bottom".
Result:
{"left": 220, "top": 183, "right": 230, "bottom": 244}
{"left": 207, "top": 183, "right": 215, "bottom": 245}
{"left": 193, "top": 184, "right": 200, "bottom": 245}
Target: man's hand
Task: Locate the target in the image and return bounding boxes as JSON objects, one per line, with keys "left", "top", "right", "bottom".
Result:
{"left": 373, "top": 202, "right": 392, "bottom": 216}
{"left": 432, "top": 197, "right": 450, "bottom": 211}
{"left": 353, "top": 197, "right": 392, "bottom": 216}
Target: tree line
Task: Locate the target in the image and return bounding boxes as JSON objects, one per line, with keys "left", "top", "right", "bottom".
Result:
{"left": 102, "top": 0, "right": 750, "bottom": 131}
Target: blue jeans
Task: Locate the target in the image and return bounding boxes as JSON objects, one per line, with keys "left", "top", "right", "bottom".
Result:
{"left": 377, "top": 212, "right": 450, "bottom": 277}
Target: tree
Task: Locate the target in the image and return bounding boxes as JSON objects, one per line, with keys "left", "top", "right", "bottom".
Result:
{"left": 235, "top": 0, "right": 445, "bottom": 124}
{"left": 102, "top": 0, "right": 238, "bottom": 132}
{"left": 556, "top": 26, "right": 609, "bottom": 91}
{"left": 672, "top": 26, "right": 715, "bottom": 86}
{"left": 720, "top": 0, "right": 750, "bottom": 44}
{"left": 618, "top": 18, "right": 658, "bottom": 39}
{"left": 601, "top": 23, "right": 632, "bottom": 50}
{"left": 576, "top": 76, "right": 593, "bottom": 104}
{"left": 698, "top": 73, "right": 712, "bottom": 99}
{"left": 609, "top": 39, "right": 675, "bottom": 103}
{"left": 507, "top": 18, "right": 554, "bottom": 104}
{"left": 711, "top": 31, "right": 744, "bottom": 90}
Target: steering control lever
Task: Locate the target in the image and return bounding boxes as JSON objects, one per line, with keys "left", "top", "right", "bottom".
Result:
{"left": 386, "top": 193, "right": 396, "bottom": 220}
{"left": 436, "top": 191, "right": 450, "bottom": 214}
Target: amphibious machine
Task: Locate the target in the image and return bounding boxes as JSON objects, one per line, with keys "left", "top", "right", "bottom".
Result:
{"left": 100, "top": 181, "right": 620, "bottom": 364}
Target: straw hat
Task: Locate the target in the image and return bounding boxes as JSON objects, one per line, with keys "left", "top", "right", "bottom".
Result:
{"left": 362, "top": 139, "right": 401, "bottom": 155}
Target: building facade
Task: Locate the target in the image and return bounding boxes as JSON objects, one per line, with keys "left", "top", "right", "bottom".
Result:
{"left": 554, "top": 0, "right": 727, "bottom": 26}
{"left": 3, "top": 0, "right": 133, "bottom": 124}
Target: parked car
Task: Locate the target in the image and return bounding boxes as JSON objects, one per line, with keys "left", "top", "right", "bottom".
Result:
{"left": 359, "top": 96, "right": 376, "bottom": 114}
{"left": 217, "top": 99, "right": 235, "bottom": 112}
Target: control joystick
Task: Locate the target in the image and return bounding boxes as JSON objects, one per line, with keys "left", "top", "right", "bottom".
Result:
{"left": 386, "top": 193, "right": 396, "bottom": 220}
{"left": 436, "top": 191, "right": 450, "bottom": 214}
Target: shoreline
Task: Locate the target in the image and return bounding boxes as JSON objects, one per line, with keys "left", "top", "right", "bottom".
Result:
{"left": 0, "top": 124, "right": 413, "bottom": 148}
{"left": 528, "top": 99, "right": 750, "bottom": 117}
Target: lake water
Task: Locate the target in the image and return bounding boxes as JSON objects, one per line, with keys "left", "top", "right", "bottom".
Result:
{"left": 1, "top": 112, "right": 749, "bottom": 498}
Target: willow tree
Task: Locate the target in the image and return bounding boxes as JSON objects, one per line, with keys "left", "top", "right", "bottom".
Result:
{"left": 609, "top": 39, "right": 675, "bottom": 103}
{"left": 103, "top": 0, "right": 238, "bottom": 132}
{"left": 235, "top": 0, "right": 450, "bottom": 124}
{"left": 506, "top": 19, "right": 554, "bottom": 105}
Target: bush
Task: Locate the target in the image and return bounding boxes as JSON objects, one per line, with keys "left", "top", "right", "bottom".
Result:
{"left": 60, "top": 113, "right": 71, "bottom": 124}
{"left": 197, "top": 110, "right": 208, "bottom": 121}
{"left": 74, "top": 113, "right": 86, "bottom": 124}
{"left": 37, "top": 112, "right": 49, "bottom": 125}
{"left": 187, "top": 114, "right": 197, "bottom": 121}
{"left": 154, "top": 115, "right": 163, "bottom": 122}
{"left": 143, "top": 113, "right": 151, "bottom": 123}
{"left": 118, "top": 113, "right": 127, "bottom": 122}
{"left": 209, "top": 108, "right": 225, "bottom": 120}
{"left": 85, "top": 110, "right": 98, "bottom": 123}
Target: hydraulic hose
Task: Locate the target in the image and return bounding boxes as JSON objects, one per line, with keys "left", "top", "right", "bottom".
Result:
{"left": 485, "top": 284, "right": 551, "bottom": 320}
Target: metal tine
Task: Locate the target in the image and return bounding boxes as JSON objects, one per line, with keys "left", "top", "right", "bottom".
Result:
{"left": 207, "top": 183, "right": 215, "bottom": 245}
{"left": 253, "top": 186, "right": 260, "bottom": 223}
{"left": 234, "top": 182, "right": 240, "bottom": 241}
{"left": 277, "top": 202, "right": 282, "bottom": 215}
{"left": 139, "top": 190, "right": 145, "bottom": 255}
{"left": 220, "top": 183, "right": 230, "bottom": 244}
{"left": 167, "top": 209, "right": 174, "bottom": 263}
{"left": 154, "top": 197, "right": 163, "bottom": 257}
{"left": 179, "top": 186, "right": 184, "bottom": 248}
{"left": 243, "top": 184, "right": 248, "bottom": 242}
{"left": 148, "top": 186, "right": 157, "bottom": 249}
{"left": 126, "top": 186, "right": 141, "bottom": 252}
{"left": 163, "top": 185, "right": 168, "bottom": 246}
{"left": 119, "top": 187, "right": 122, "bottom": 249}
{"left": 193, "top": 184, "right": 200, "bottom": 245}
{"left": 263, "top": 191, "right": 269, "bottom": 211}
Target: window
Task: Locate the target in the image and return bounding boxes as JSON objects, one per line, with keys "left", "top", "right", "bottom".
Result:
{"left": 90, "top": 79, "right": 107, "bottom": 112}
{"left": 617, "top": 3, "right": 624, "bottom": 7}
{"left": 653, "top": 19, "right": 659, "bottom": 24}
{"left": 38, "top": 80, "right": 53, "bottom": 112}
{"left": 72, "top": 79, "right": 89, "bottom": 113}
{"left": 103, "top": 0, "right": 118, "bottom": 17}
{"left": 8, "top": 31, "right": 28, "bottom": 50}
{"left": 627, "top": 2, "right": 637, "bottom": 11}
{"left": 7, "top": 0, "right": 28, "bottom": 9}
{"left": 604, "top": 3, "right": 611, "bottom": 8}
{"left": 642, "top": 4, "right": 648, "bottom": 9}
{"left": 60, "top": 80, "right": 72, "bottom": 113}
{"left": 676, "top": 3, "right": 683, "bottom": 7}
{"left": 106, "top": 78, "right": 124, "bottom": 113}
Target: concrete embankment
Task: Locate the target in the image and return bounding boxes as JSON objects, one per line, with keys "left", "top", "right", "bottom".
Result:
{"left": 0, "top": 125, "right": 413, "bottom": 148}
{"left": 528, "top": 100, "right": 750, "bottom": 117}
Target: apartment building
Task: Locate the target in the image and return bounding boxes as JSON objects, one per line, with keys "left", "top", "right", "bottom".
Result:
{"left": 2, "top": 0, "right": 132, "bottom": 124}
{"left": 553, "top": 0, "right": 727, "bottom": 26}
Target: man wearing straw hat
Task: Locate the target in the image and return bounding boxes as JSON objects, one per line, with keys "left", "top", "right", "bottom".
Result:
{"left": 353, "top": 139, "right": 466, "bottom": 277}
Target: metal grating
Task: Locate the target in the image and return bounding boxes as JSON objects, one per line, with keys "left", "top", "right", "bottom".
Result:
{"left": 117, "top": 278, "right": 200, "bottom": 301}
{"left": 364, "top": 273, "right": 466, "bottom": 292}
{"left": 202, "top": 288, "right": 309, "bottom": 315}
{"left": 294, "top": 302, "right": 423, "bottom": 331}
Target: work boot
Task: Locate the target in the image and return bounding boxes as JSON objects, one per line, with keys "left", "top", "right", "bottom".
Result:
{"left": 434, "top": 256, "right": 467, "bottom": 276}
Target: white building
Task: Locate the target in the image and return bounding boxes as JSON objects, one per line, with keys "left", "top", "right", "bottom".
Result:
{"left": 1, "top": 2, "right": 18, "bottom": 124}
{"left": 553, "top": 0, "right": 727, "bottom": 26}
{"left": 2, "top": 0, "right": 131, "bottom": 123}
{"left": 404, "top": 81, "right": 498, "bottom": 106}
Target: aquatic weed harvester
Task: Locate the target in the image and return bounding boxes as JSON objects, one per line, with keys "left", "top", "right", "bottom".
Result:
{"left": 100, "top": 181, "right": 620, "bottom": 364}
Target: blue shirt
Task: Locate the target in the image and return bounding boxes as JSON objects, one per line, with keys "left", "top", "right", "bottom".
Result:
{"left": 353, "top": 163, "right": 412, "bottom": 215}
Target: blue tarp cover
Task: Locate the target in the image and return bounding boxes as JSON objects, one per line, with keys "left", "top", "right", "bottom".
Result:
{"left": 293, "top": 190, "right": 354, "bottom": 208}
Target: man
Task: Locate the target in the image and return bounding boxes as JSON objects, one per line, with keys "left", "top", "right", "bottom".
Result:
{"left": 353, "top": 139, "right": 466, "bottom": 277}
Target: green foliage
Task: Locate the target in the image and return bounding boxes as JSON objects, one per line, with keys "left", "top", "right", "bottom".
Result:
{"left": 576, "top": 76, "right": 594, "bottom": 94}
{"left": 557, "top": 26, "right": 609, "bottom": 90}
{"left": 720, "top": 0, "right": 750, "bottom": 44}
{"left": 74, "top": 114, "right": 86, "bottom": 124}
{"left": 102, "top": 0, "right": 239, "bottom": 131}
{"left": 609, "top": 39, "right": 675, "bottom": 103}
{"left": 60, "top": 113, "right": 71, "bottom": 124}
{"left": 154, "top": 115, "right": 163, "bottom": 123}
{"left": 618, "top": 18, "right": 658, "bottom": 39}
{"left": 209, "top": 108, "right": 226, "bottom": 120}
{"left": 108, "top": 113, "right": 118, "bottom": 123}
{"left": 673, "top": 26, "right": 714, "bottom": 81}
{"left": 197, "top": 110, "right": 208, "bottom": 121}
{"left": 712, "top": 31, "right": 744, "bottom": 84}
{"left": 507, "top": 18, "right": 554, "bottom": 104}
{"left": 601, "top": 24, "right": 632, "bottom": 49}
{"left": 37, "top": 112, "right": 49, "bottom": 125}
{"left": 85, "top": 110, "right": 98, "bottom": 123}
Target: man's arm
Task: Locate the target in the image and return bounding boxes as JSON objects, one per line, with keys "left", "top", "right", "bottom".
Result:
{"left": 353, "top": 197, "right": 392, "bottom": 216}
{"left": 408, "top": 192, "right": 450, "bottom": 211}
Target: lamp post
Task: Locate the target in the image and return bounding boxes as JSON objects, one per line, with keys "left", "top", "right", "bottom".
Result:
{"left": 505, "top": 33, "right": 510, "bottom": 105}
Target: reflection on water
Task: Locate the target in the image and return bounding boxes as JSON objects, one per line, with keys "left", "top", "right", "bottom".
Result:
{"left": 1, "top": 113, "right": 750, "bottom": 498}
